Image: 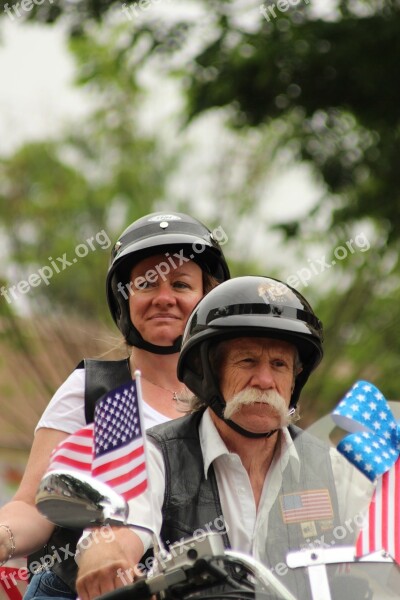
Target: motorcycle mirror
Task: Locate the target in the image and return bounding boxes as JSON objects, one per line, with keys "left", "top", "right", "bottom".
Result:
{"left": 36, "top": 469, "right": 129, "bottom": 529}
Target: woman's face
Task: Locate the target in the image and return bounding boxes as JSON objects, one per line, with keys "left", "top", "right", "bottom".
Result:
{"left": 128, "top": 254, "right": 204, "bottom": 347}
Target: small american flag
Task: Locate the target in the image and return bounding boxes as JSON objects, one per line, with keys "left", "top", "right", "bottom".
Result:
{"left": 356, "top": 458, "right": 400, "bottom": 564}
{"left": 280, "top": 489, "right": 333, "bottom": 524}
{"left": 47, "top": 380, "right": 147, "bottom": 502}
{"left": 92, "top": 381, "right": 147, "bottom": 501}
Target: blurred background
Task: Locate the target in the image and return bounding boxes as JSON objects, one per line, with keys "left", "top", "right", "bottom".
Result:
{"left": 0, "top": 0, "right": 400, "bottom": 502}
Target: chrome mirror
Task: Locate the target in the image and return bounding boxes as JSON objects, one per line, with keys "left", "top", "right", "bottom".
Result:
{"left": 36, "top": 469, "right": 129, "bottom": 528}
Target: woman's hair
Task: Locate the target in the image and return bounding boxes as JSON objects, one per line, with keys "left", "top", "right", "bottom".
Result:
{"left": 202, "top": 273, "right": 220, "bottom": 295}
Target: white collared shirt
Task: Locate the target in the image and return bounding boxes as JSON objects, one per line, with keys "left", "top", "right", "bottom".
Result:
{"left": 121, "top": 408, "right": 374, "bottom": 561}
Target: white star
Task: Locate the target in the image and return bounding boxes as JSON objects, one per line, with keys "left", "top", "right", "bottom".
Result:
{"left": 354, "top": 454, "right": 363, "bottom": 462}
{"left": 365, "top": 464, "right": 373, "bottom": 472}
{"left": 379, "top": 411, "right": 387, "bottom": 420}
{"left": 344, "top": 444, "right": 353, "bottom": 452}
{"left": 369, "top": 402, "right": 377, "bottom": 410}
{"left": 357, "top": 394, "right": 366, "bottom": 402}
{"left": 373, "top": 421, "right": 381, "bottom": 430}
{"left": 374, "top": 456, "right": 382, "bottom": 464}
{"left": 351, "top": 404, "right": 359, "bottom": 412}
{"left": 363, "top": 385, "right": 372, "bottom": 392}
{"left": 364, "top": 446, "right": 372, "bottom": 454}
{"left": 362, "top": 412, "right": 371, "bottom": 421}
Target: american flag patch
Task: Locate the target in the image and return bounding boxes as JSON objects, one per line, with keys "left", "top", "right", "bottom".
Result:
{"left": 280, "top": 489, "right": 333, "bottom": 524}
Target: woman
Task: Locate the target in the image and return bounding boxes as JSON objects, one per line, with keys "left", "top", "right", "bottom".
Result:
{"left": 0, "top": 211, "right": 230, "bottom": 598}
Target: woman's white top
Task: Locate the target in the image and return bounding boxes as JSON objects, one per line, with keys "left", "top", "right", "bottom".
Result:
{"left": 35, "top": 368, "right": 170, "bottom": 433}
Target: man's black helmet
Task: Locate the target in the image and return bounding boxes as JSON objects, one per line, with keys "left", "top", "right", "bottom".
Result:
{"left": 106, "top": 211, "right": 230, "bottom": 354}
{"left": 177, "top": 276, "right": 323, "bottom": 417}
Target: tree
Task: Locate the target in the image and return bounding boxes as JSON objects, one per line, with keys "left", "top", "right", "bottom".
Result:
{"left": 0, "top": 21, "right": 171, "bottom": 323}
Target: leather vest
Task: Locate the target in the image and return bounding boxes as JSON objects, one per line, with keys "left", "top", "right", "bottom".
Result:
{"left": 147, "top": 412, "right": 347, "bottom": 599}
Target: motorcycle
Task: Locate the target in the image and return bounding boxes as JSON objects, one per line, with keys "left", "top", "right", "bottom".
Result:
{"left": 35, "top": 404, "right": 400, "bottom": 600}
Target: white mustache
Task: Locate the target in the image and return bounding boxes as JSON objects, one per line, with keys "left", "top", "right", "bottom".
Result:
{"left": 223, "top": 388, "right": 294, "bottom": 427}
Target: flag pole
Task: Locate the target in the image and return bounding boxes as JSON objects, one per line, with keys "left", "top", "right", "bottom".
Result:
{"left": 134, "top": 370, "right": 169, "bottom": 567}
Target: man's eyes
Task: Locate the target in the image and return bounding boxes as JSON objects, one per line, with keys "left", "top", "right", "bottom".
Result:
{"left": 234, "top": 356, "right": 290, "bottom": 368}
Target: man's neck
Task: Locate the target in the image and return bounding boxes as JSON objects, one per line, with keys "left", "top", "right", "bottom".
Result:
{"left": 209, "top": 410, "right": 281, "bottom": 508}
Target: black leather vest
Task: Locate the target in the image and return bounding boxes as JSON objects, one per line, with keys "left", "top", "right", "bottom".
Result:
{"left": 147, "top": 412, "right": 347, "bottom": 599}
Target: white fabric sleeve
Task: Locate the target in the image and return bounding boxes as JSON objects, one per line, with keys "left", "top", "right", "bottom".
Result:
{"left": 35, "top": 368, "right": 86, "bottom": 434}
{"left": 330, "top": 446, "right": 375, "bottom": 537}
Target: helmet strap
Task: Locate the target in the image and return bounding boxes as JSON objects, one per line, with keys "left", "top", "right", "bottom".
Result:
{"left": 127, "top": 324, "right": 182, "bottom": 355}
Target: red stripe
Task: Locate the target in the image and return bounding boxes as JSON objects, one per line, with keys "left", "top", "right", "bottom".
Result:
{"left": 368, "top": 488, "right": 377, "bottom": 552}
{"left": 103, "top": 462, "right": 146, "bottom": 488}
{"left": 71, "top": 428, "right": 93, "bottom": 438}
{"left": 123, "top": 479, "right": 148, "bottom": 501}
{"left": 92, "top": 445, "right": 144, "bottom": 476}
{"left": 51, "top": 456, "right": 91, "bottom": 471}
{"left": 381, "top": 470, "right": 389, "bottom": 553}
{"left": 58, "top": 441, "right": 92, "bottom": 454}
{"left": 395, "top": 460, "right": 400, "bottom": 562}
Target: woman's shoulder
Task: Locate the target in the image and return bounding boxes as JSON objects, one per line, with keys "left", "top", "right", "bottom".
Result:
{"left": 35, "top": 367, "right": 86, "bottom": 434}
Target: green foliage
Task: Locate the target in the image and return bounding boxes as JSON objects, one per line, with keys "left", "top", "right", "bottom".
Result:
{"left": 0, "top": 22, "right": 171, "bottom": 323}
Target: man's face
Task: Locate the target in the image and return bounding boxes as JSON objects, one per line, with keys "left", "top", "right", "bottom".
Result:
{"left": 218, "top": 337, "right": 297, "bottom": 433}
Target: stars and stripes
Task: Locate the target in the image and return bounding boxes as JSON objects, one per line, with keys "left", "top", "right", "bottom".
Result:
{"left": 47, "top": 380, "right": 147, "bottom": 502}
{"left": 93, "top": 382, "right": 147, "bottom": 501}
{"left": 280, "top": 489, "right": 333, "bottom": 524}
{"left": 332, "top": 380, "right": 400, "bottom": 564}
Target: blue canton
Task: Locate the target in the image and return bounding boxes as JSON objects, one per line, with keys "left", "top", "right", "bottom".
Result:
{"left": 332, "top": 380, "right": 400, "bottom": 481}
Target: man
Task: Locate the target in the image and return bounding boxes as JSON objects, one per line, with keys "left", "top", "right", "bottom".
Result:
{"left": 76, "top": 276, "right": 374, "bottom": 600}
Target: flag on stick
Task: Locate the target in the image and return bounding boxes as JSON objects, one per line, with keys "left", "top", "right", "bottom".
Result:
{"left": 355, "top": 458, "right": 400, "bottom": 564}
{"left": 92, "top": 380, "right": 147, "bottom": 501}
{"left": 332, "top": 380, "right": 400, "bottom": 564}
{"left": 47, "top": 380, "right": 147, "bottom": 502}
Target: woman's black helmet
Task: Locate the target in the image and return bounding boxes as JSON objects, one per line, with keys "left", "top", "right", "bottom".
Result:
{"left": 106, "top": 211, "right": 230, "bottom": 354}
{"left": 177, "top": 276, "right": 323, "bottom": 422}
